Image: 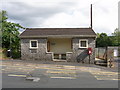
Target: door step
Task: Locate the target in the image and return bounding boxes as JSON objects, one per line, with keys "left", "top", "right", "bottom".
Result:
{"left": 53, "top": 59, "right": 67, "bottom": 62}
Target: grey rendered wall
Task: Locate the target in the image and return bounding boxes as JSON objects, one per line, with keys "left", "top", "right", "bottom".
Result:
{"left": 67, "top": 37, "right": 96, "bottom": 64}
{"left": 21, "top": 38, "right": 52, "bottom": 61}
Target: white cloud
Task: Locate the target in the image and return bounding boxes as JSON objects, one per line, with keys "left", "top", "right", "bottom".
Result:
{"left": 42, "top": 10, "right": 90, "bottom": 28}
{"left": 1, "top": 0, "right": 119, "bottom": 35}
{"left": 93, "top": 0, "right": 118, "bottom": 34}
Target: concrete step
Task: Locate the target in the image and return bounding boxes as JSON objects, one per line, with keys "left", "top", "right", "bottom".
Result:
{"left": 53, "top": 59, "right": 67, "bottom": 62}
{"left": 95, "top": 62, "right": 107, "bottom": 66}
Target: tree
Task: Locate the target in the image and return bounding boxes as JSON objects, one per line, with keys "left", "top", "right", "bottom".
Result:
{"left": 112, "top": 28, "right": 120, "bottom": 46}
{"left": 96, "top": 33, "right": 113, "bottom": 47}
{"left": 0, "top": 10, "right": 24, "bottom": 58}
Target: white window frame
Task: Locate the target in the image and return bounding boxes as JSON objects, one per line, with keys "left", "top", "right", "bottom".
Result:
{"left": 30, "top": 40, "right": 38, "bottom": 49}
{"left": 79, "top": 39, "right": 88, "bottom": 48}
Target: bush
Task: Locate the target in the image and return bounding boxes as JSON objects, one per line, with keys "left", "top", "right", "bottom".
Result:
{"left": 11, "top": 50, "right": 21, "bottom": 59}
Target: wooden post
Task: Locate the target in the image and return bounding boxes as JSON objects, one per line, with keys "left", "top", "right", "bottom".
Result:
{"left": 98, "top": 48, "right": 99, "bottom": 58}
{"left": 105, "top": 47, "right": 108, "bottom": 61}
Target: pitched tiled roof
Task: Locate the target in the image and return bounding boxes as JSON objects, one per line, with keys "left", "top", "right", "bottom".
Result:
{"left": 19, "top": 28, "right": 96, "bottom": 38}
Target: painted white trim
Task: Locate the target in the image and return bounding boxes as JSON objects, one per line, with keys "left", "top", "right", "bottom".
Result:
{"left": 45, "top": 40, "right": 55, "bottom": 60}
{"left": 66, "top": 52, "right": 73, "bottom": 54}
{"left": 29, "top": 40, "right": 38, "bottom": 49}
{"left": 79, "top": 39, "right": 88, "bottom": 48}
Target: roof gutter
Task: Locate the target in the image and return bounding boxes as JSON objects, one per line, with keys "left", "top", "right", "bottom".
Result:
{"left": 19, "top": 35, "right": 96, "bottom": 39}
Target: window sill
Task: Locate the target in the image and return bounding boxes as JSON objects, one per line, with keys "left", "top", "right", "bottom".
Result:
{"left": 29, "top": 47, "right": 38, "bottom": 49}
{"left": 79, "top": 47, "right": 88, "bottom": 49}
{"left": 66, "top": 52, "right": 73, "bottom": 54}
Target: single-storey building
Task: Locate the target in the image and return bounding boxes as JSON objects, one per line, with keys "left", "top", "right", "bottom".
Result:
{"left": 19, "top": 28, "right": 96, "bottom": 63}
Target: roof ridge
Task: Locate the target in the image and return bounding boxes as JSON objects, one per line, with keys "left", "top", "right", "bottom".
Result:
{"left": 26, "top": 28, "right": 92, "bottom": 29}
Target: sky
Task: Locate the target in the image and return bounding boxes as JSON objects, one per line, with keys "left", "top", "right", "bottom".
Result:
{"left": 1, "top": 0, "right": 119, "bottom": 35}
{"left": 118, "top": 1, "right": 120, "bottom": 30}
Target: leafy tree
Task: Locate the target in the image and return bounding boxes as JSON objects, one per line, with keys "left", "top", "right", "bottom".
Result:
{"left": 96, "top": 33, "right": 113, "bottom": 47}
{"left": 0, "top": 10, "right": 24, "bottom": 58}
{"left": 112, "top": 28, "right": 120, "bottom": 46}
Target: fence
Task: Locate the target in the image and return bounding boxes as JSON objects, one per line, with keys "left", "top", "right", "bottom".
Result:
{"left": 95, "top": 46, "right": 120, "bottom": 68}
{"left": 95, "top": 47, "right": 107, "bottom": 60}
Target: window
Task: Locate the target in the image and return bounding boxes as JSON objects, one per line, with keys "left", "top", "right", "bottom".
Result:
{"left": 30, "top": 40, "right": 38, "bottom": 48}
{"left": 79, "top": 39, "right": 88, "bottom": 48}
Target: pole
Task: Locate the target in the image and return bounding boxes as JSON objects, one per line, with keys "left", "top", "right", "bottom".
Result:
{"left": 91, "top": 4, "right": 93, "bottom": 29}
{"left": 89, "top": 55, "right": 90, "bottom": 64}
{"left": 105, "top": 46, "right": 108, "bottom": 61}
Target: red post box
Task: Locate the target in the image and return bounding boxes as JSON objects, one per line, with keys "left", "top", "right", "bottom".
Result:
{"left": 88, "top": 48, "right": 92, "bottom": 55}
{"left": 88, "top": 48, "right": 92, "bottom": 64}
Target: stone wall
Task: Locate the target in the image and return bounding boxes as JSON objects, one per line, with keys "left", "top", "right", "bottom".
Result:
{"left": 21, "top": 38, "right": 52, "bottom": 61}
{"left": 66, "top": 37, "right": 95, "bottom": 64}
{"left": 21, "top": 37, "right": 96, "bottom": 63}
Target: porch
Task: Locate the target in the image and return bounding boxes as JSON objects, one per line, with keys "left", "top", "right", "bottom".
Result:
{"left": 47, "top": 38, "right": 73, "bottom": 61}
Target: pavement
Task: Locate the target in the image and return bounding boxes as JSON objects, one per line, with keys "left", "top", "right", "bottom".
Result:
{"left": 0, "top": 59, "right": 119, "bottom": 88}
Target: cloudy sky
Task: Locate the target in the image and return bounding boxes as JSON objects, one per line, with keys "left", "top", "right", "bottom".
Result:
{"left": 1, "top": 0, "right": 119, "bottom": 35}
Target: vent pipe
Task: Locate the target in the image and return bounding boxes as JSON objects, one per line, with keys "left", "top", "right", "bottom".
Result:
{"left": 90, "top": 4, "right": 93, "bottom": 29}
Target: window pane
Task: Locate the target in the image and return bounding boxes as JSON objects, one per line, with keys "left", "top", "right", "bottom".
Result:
{"left": 81, "top": 41, "right": 86, "bottom": 47}
{"left": 31, "top": 41, "right": 37, "bottom": 47}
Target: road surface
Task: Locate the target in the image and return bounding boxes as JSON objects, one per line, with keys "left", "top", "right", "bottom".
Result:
{"left": 1, "top": 60, "right": 119, "bottom": 88}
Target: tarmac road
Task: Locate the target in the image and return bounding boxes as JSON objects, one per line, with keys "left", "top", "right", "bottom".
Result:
{"left": 1, "top": 60, "right": 119, "bottom": 88}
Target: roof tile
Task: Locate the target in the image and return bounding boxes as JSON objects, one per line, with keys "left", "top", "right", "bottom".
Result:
{"left": 19, "top": 28, "right": 96, "bottom": 37}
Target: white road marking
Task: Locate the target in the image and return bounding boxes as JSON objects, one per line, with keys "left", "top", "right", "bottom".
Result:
{"left": 8, "top": 74, "right": 26, "bottom": 77}
{"left": 46, "top": 71, "right": 76, "bottom": 74}
{"left": 50, "top": 77, "right": 76, "bottom": 79}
